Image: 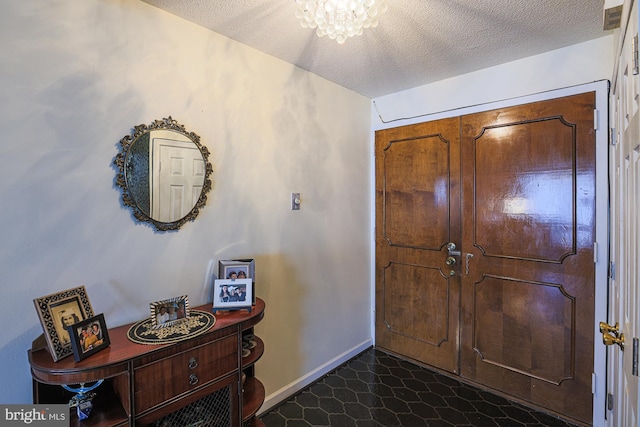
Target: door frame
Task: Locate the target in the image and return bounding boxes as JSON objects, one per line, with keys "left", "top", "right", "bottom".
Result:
{"left": 608, "top": 1, "right": 640, "bottom": 425}
{"left": 371, "top": 80, "right": 609, "bottom": 426}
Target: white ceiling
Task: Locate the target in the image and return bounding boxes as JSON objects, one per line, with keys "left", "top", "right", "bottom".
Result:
{"left": 141, "top": 0, "right": 612, "bottom": 99}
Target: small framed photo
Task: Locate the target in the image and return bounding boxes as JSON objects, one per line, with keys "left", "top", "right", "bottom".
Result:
{"left": 68, "top": 313, "right": 111, "bottom": 362}
{"left": 33, "top": 286, "right": 94, "bottom": 361}
{"left": 218, "top": 259, "right": 255, "bottom": 303}
{"left": 213, "top": 279, "right": 252, "bottom": 312}
{"left": 150, "top": 295, "right": 189, "bottom": 328}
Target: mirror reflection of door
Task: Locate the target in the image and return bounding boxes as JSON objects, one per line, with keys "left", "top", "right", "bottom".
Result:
{"left": 150, "top": 138, "right": 205, "bottom": 223}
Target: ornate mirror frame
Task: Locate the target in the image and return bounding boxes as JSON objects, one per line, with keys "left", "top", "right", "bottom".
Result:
{"left": 114, "top": 117, "right": 213, "bottom": 231}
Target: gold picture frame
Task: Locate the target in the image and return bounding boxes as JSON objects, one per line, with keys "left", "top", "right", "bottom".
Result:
{"left": 33, "top": 285, "right": 94, "bottom": 361}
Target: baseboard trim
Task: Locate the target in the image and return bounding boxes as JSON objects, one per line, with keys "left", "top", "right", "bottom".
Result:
{"left": 257, "top": 338, "right": 373, "bottom": 416}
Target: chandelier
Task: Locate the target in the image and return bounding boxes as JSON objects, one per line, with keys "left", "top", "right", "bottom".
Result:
{"left": 294, "top": 0, "right": 388, "bottom": 44}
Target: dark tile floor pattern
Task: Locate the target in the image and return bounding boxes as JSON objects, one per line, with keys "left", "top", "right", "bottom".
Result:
{"left": 260, "top": 348, "right": 580, "bottom": 427}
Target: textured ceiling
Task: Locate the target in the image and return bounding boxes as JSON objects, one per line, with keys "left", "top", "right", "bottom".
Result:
{"left": 141, "top": 0, "right": 611, "bottom": 98}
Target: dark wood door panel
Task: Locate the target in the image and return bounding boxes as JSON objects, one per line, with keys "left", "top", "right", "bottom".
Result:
{"left": 472, "top": 118, "right": 577, "bottom": 262}
{"left": 381, "top": 133, "right": 452, "bottom": 249}
{"left": 375, "top": 92, "right": 596, "bottom": 425}
{"left": 471, "top": 275, "right": 574, "bottom": 385}
{"left": 375, "top": 118, "right": 461, "bottom": 374}
{"left": 460, "top": 92, "right": 596, "bottom": 424}
{"left": 375, "top": 262, "right": 458, "bottom": 373}
{"left": 381, "top": 262, "right": 452, "bottom": 346}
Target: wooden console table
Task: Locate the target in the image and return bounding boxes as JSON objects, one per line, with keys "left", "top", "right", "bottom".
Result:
{"left": 28, "top": 298, "right": 266, "bottom": 427}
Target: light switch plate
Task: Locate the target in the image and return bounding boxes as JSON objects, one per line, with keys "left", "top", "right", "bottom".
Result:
{"left": 291, "top": 193, "right": 301, "bottom": 210}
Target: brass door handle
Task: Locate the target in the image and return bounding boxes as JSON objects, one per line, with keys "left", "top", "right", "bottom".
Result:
{"left": 445, "top": 256, "right": 456, "bottom": 266}
{"left": 600, "top": 321, "right": 624, "bottom": 350}
{"left": 602, "top": 332, "right": 625, "bottom": 349}
{"left": 599, "top": 321, "right": 620, "bottom": 335}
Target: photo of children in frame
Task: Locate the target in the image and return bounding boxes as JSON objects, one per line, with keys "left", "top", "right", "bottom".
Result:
{"left": 213, "top": 279, "right": 252, "bottom": 311}
{"left": 217, "top": 259, "right": 255, "bottom": 304}
{"left": 150, "top": 296, "right": 189, "bottom": 329}
{"left": 68, "top": 313, "right": 110, "bottom": 362}
{"left": 223, "top": 266, "right": 249, "bottom": 281}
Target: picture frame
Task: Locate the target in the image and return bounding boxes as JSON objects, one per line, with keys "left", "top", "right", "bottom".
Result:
{"left": 68, "top": 313, "right": 111, "bottom": 362}
{"left": 212, "top": 279, "right": 252, "bottom": 312}
{"left": 33, "top": 286, "right": 94, "bottom": 361}
{"left": 218, "top": 259, "right": 255, "bottom": 303}
{"left": 150, "top": 295, "right": 189, "bottom": 328}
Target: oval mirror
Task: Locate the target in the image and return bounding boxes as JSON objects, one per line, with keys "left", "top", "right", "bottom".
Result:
{"left": 114, "top": 117, "right": 213, "bottom": 231}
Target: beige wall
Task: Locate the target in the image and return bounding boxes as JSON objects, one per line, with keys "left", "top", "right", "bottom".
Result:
{"left": 0, "top": 0, "right": 372, "bottom": 405}
{"left": 372, "top": 36, "right": 615, "bottom": 128}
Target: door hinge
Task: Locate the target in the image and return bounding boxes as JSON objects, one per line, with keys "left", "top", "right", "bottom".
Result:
{"left": 609, "top": 261, "right": 616, "bottom": 280}
{"left": 592, "top": 372, "right": 597, "bottom": 394}
{"left": 633, "top": 33, "right": 639, "bottom": 75}
{"left": 594, "top": 109, "right": 600, "bottom": 130}
{"left": 594, "top": 242, "right": 599, "bottom": 263}
{"left": 607, "top": 393, "right": 614, "bottom": 411}
{"left": 633, "top": 337, "right": 639, "bottom": 376}
{"left": 610, "top": 127, "right": 617, "bottom": 146}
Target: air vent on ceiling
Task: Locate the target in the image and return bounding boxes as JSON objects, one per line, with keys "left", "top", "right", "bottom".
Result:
{"left": 603, "top": 4, "right": 623, "bottom": 30}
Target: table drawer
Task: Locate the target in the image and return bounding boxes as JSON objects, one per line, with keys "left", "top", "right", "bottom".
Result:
{"left": 134, "top": 335, "right": 238, "bottom": 413}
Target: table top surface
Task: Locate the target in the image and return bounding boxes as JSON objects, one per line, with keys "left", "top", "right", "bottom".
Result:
{"left": 29, "top": 298, "right": 265, "bottom": 384}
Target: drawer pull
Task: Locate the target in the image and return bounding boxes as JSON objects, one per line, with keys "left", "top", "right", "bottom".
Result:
{"left": 188, "top": 357, "right": 198, "bottom": 369}
{"left": 189, "top": 374, "right": 199, "bottom": 386}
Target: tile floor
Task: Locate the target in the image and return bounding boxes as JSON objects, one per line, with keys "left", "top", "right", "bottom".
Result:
{"left": 260, "top": 348, "right": 580, "bottom": 427}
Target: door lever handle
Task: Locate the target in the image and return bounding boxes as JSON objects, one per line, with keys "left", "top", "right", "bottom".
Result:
{"left": 600, "top": 321, "right": 625, "bottom": 350}
{"left": 465, "top": 253, "right": 474, "bottom": 275}
{"left": 446, "top": 243, "right": 461, "bottom": 256}
{"left": 599, "top": 321, "right": 620, "bottom": 336}
{"left": 602, "top": 332, "right": 625, "bottom": 349}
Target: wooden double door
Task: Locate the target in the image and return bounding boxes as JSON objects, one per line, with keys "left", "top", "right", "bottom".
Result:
{"left": 375, "top": 92, "right": 596, "bottom": 425}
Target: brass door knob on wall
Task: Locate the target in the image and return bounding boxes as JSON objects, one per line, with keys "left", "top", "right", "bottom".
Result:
{"left": 599, "top": 321, "right": 625, "bottom": 350}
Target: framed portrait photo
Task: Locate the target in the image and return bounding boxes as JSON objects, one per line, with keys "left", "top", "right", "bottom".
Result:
{"left": 150, "top": 295, "right": 189, "bottom": 329}
{"left": 33, "top": 286, "right": 94, "bottom": 361}
{"left": 218, "top": 259, "right": 255, "bottom": 303}
{"left": 68, "top": 313, "right": 110, "bottom": 362}
{"left": 213, "top": 279, "right": 252, "bottom": 312}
